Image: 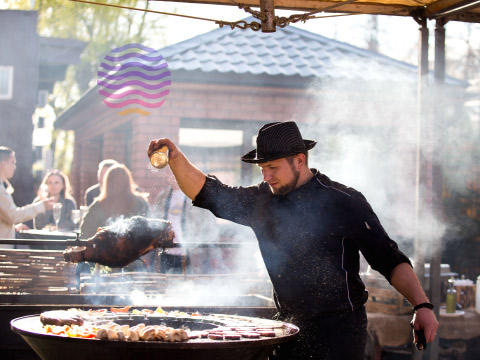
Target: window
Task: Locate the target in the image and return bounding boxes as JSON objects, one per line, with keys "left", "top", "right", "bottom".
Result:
{"left": 0, "top": 66, "right": 13, "bottom": 100}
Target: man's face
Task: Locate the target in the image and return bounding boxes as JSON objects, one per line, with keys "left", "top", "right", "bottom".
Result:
{"left": 258, "top": 156, "right": 300, "bottom": 196}
{"left": 1, "top": 154, "right": 16, "bottom": 180}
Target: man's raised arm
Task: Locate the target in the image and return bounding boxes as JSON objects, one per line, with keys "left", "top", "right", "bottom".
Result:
{"left": 148, "top": 138, "right": 206, "bottom": 200}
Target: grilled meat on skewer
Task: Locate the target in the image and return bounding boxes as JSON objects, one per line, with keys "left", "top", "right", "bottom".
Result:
{"left": 63, "top": 216, "right": 174, "bottom": 267}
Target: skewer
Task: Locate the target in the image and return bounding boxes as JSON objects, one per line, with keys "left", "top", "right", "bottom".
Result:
{"left": 0, "top": 239, "right": 257, "bottom": 248}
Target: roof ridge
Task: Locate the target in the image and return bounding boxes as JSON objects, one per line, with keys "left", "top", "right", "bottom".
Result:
{"left": 158, "top": 15, "right": 465, "bottom": 86}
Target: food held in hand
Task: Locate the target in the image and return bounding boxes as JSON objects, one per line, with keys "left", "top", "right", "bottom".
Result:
{"left": 150, "top": 146, "right": 169, "bottom": 169}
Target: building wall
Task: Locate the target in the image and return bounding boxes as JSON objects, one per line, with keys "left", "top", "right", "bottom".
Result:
{"left": 0, "top": 10, "right": 38, "bottom": 205}
{"left": 68, "top": 81, "right": 318, "bottom": 206}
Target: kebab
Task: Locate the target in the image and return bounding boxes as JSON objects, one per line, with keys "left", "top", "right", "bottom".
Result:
{"left": 63, "top": 216, "right": 174, "bottom": 268}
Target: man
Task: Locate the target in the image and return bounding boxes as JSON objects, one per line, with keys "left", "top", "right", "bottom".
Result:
{"left": 84, "top": 159, "right": 118, "bottom": 206}
{"left": 0, "top": 146, "right": 54, "bottom": 247}
{"left": 147, "top": 121, "right": 438, "bottom": 359}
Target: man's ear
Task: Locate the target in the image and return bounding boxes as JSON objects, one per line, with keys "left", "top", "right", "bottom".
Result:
{"left": 296, "top": 153, "right": 307, "bottom": 168}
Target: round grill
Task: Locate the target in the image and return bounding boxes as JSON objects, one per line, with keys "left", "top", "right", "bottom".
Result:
{"left": 11, "top": 312, "right": 299, "bottom": 360}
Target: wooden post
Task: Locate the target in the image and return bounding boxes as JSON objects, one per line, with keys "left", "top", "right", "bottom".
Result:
{"left": 260, "top": 0, "right": 276, "bottom": 32}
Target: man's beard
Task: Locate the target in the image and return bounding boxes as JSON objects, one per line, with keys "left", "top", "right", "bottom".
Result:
{"left": 270, "top": 166, "right": 300, "bottom": 196}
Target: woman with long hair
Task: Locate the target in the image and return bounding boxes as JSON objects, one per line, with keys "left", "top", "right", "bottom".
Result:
{"left": 33, "top": 169, "right": 77, "bottom": 231}
{"left": 81, "top": 164, "right": 150, "bottom": 239}
{"left": 0, "top": 146, "right": 53, "bottom": 245}
{"left": 80, "top": 164, "right": 150, "bottom": 272}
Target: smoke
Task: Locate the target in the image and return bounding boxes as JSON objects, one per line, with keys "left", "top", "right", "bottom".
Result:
{"left": 130, "top": 272, "right": 273, "bottom": 307}
{"left": 85, "top": 49, "right": 474, "bottom": 306}
{"left": 298, "top": 74, "right": 469, "bottom": 260}
{"left": 79, "top": 170, "right": 273, "bottom": 307}
{"left": 102, "top": 215, "right": 171, "bottom": 241}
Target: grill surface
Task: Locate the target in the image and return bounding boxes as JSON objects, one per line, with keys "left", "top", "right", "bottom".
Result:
{"left": 11, "top": 313, "right": 299, "bottom": 360}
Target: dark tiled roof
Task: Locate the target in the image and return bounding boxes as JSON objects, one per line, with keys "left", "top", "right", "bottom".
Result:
{"left": 159, "top": 17, "right": 456, "bottom": 84}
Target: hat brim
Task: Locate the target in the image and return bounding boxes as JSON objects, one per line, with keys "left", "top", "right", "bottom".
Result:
{"left": 241, "top": 140, "right": 317, "bottom": 164}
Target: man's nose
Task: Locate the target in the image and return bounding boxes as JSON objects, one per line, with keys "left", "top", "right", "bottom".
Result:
{"left": 262, "top": 170, "right": 272, "bottom": 182}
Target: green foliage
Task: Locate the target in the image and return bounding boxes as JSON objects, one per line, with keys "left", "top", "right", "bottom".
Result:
{"left": 6, "top": 0, "right": 167, "bottom": 108}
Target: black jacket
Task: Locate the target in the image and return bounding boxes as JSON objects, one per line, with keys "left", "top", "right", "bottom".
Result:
{"left": 193, "top": 169, "right": 411, "bottom": 319}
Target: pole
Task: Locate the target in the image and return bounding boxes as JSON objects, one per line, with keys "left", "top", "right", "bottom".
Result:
{"left": 428, "top": 18, "right": 448, "bottom": 360}
{"left": 259, "top": 0, "right": 276, "bottom": 32}
{"left": 412, "top": 15, "right": 429, "bottom": 360}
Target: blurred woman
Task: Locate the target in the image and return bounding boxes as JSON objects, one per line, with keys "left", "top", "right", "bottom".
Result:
{"left": 0, "top": 146, "right": 53, "bottom": 246}
{"left": 80, "top": 164, "right": 150, "bottom": 272}
{"left": 34, "top": 169, "right": 77, "bottom": 231}
{"left": 81, "top": 164, "right": 150, "bottom": 239}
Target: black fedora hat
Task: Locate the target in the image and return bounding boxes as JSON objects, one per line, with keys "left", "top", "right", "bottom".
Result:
{"left": 241, "top": 121, "right": 316, "bottom": 164}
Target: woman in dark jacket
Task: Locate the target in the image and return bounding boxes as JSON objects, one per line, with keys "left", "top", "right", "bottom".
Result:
{"left": 34, "top": 169, "right": 77, "bottom": 231}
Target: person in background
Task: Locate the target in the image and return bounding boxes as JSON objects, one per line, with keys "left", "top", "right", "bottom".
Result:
{"left": 0, "top": 147, "right": 54, "bottom": 247}
{"left": 147, "top": 121, "right": 439, "bottom": 360}
{"left": 84, "top": 159, "right": 118, "bottom": 206}
{"left": 33, "top": 169, "right": 77, "bottom": 231}
{"left": 154, "top": 180, "right": 189, "bottom": 273}
{"left": 80, "top": 164, "right": 151, "bottom": 272}
{"left": 81, "top": 164, "right": 150, "bottom": 239}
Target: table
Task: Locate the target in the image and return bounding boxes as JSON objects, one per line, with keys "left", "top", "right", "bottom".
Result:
{"left": 367, "top": 309, "right": 480, "bottom": 359}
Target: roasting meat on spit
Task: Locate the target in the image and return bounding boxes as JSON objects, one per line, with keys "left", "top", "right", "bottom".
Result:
{"left": 63, "top": 216, "right": 174, "bottom": 267}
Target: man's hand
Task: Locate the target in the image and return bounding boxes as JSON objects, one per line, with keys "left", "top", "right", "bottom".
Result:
{"left": 147, "top": 138, "right": 178, "bottom": 162}
{"left": 389, "top": 263, "right": 439, "bottom": 350}
{"left": 15, "top": 223, "right": 29, "bottom": 231}
{"left": 42, "top": 197, "right": 56, "bottom": 211}
{"left": 411, "top": 308, "right": 438, "bottom": 350}
{"left": 146, "top": 137, "right": 206, "bottom": 200}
